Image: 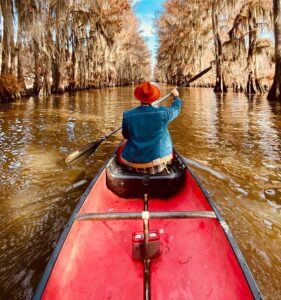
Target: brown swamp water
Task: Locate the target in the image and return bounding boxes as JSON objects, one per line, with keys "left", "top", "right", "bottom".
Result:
{"left": 0, "top": 85, "right": 280, "bottom": 299}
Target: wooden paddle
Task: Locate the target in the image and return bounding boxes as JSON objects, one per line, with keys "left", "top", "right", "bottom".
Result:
{"left": 65, "top": 64, "right": 213, "bottom": 165}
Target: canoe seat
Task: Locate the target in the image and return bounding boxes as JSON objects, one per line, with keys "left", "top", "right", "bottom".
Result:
{"left": 106, "top": 153, "right": 186, "bottom": 199}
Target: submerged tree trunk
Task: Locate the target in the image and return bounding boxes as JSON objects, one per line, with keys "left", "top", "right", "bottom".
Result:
{"left": 32, "top": 39, "right": 42, "bottom": 95}
{"left": 41, "top": 56, "right": 52, "bottom": 97}
{"left": 212, "top": 1, "right": 227, "bottom": 93}
{"left": 268, "top": 0, "right": 281, "bottom": 101}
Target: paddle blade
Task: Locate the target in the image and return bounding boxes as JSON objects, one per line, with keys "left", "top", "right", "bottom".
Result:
{"left": 65, "top": 139, "right": 104, "bottom": 165}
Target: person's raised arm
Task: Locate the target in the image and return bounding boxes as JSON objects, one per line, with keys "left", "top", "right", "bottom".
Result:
{"left": 165, "top": 88, "right": 183, "bottom": 122}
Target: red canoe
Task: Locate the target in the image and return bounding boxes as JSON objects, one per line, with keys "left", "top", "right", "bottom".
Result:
{"left": 34, "top": 149, "right": 262, "bottom": 299}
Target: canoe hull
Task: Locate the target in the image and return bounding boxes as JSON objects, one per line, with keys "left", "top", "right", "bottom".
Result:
{"left": 34, "top": 150, "right": 262, "bottom": 300}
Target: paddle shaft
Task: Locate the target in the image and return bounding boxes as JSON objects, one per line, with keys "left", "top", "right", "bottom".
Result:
{"left": 104, "top": 126, "right": 122, "bottom": 139}
{"left": 153, "top": 65, "right": 212, "bottom": 106}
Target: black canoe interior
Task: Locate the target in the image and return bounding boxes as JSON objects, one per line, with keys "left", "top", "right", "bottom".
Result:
{"left": 106, "top": 153, "right": 186, "bottom": 198}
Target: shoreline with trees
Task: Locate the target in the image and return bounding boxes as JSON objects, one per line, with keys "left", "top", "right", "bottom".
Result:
{"left": 0, "top": 0, "right": 150, "bottom": 102}
{"left": 156, "top": 0, "right": 281, "bottom": 101}
{"left": 0, "top": 0, "right": 280, "bottom": 103}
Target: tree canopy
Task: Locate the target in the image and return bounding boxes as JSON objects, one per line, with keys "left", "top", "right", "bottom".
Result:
{"left": 156, "top": 0, "right": 275, "bottom": 95}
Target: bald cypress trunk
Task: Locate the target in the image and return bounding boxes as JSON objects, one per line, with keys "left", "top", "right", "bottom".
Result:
{"left": 0, "top": 0, "right": 14, "bottom": 75}
{"left": 212, "top": 1, "right": 227, "bottom": 93}
{"left": 32, "top": 39, "right": 42, "bottom": 95}
{"left": 16, "top": 20, "right": 26, "bottom": 92}
{"left": 53, "top": 4, "right": 66, "bottom": 94}
{"left": 268, "top": 0, "right": 281, "bottom": 101}
{"left": 246, "top": 10, "right": 264, "bottom": 94}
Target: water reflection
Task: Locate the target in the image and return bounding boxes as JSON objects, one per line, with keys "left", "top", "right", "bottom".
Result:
{"left": 0, "top": 87, "right": 280, "bottom": 299}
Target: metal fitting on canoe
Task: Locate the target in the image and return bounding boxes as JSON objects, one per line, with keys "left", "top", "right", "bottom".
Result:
{"left": 142, "top": 211, "right": 150, "bottom": 220}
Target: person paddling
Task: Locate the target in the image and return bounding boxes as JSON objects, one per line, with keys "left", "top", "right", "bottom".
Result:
{"left": 118, "top": 82, "right": 183, "bottom": 174}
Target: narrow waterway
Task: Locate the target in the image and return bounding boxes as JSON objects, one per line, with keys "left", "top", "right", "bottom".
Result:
{"left": 0, "top": 86, "right": 280, "bottom": 299}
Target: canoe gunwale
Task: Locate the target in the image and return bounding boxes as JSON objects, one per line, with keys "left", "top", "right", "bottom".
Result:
{"left": 176, "top": 150, "right": 263, "bottom": 300}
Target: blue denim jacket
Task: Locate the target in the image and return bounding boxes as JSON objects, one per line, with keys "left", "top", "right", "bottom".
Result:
{"left": 121, "top": 97, "right": 182, "bottom": 163}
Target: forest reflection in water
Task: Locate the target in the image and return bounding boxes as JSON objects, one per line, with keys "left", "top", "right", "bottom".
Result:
{"left": 0, "top": 85, "right": 280, "bottom": 299}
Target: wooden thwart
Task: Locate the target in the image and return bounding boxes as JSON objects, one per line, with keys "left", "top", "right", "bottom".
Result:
{"left": 76, "top": 211, "right": 217, "bottom": 221}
